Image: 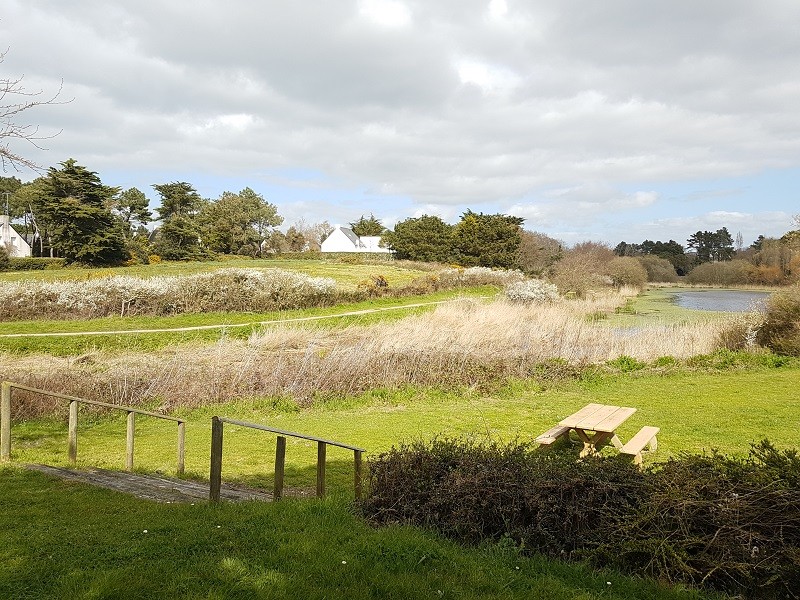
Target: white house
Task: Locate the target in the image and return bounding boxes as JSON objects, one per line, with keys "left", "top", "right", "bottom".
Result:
{"left": 320, "top": 226, "right": 392, "bottom": 253}
{"left": 0, "top": 214, "right": 32, "bottom": 257}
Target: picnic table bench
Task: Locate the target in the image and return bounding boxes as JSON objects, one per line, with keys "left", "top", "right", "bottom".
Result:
{"left": 535, "top": 403, "right": 659, "bottom": 465}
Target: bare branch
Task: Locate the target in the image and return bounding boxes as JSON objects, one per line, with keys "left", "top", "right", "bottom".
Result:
{"left": 1, "top": 50, "right": 69, "bottom": 172}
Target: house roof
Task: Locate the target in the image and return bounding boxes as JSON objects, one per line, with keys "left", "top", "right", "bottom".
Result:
{"left": 338, "top": 227, "right": 363, "bottom": 247}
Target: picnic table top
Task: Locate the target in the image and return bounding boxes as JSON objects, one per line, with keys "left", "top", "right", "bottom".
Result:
{"left": 558, "top": 403, "right": 636, "bottom": 433}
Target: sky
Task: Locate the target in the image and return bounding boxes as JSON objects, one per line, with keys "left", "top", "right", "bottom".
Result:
{"left": 2, "top": 0, "right": 799, "bottom": 247}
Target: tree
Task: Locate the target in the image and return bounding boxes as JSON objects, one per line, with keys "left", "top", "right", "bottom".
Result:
{"left": 452, "top": 210, "right": 524, "bottom": 268}
{"left": 381, "top": 215, "right": 454, "bottom": 262}
{"left": 290, "top": 219, "right": 333, "bottom": 251}
{"left": 687, "top": 228, "right": 734, "bottom": 263}
{"left": 152, "top": 182, "right": 209, "bottom": 260}
{"left": 284, "top": 226, "right": 307, "bottom": 252}
{"left": 350, "top": 214, "right": 385, "bottom": 236}
{"left": 37, "top": 159, "right": 127, "bottom": 265}
{"left": 197, "top": 187, "right": 282, "bottom": 255}
{"left": 517, "top": 231, "right": 562, "bottom": 275}
{"left": 113, "top": 187, "right": 152, "bottom": 233}
{"left": 1, "top": 50, "right": 64, "bottom": 171}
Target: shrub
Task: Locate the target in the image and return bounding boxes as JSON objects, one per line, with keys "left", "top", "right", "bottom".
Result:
{"left": 686, "top": 260, "right": 750, "bottom": 285}
{"left": 550, "top": 254, "right": 607, "bottom": 298}
{"left": 636, "top": 255, "right": 678, "bottom": 283}
{"left": 504, "top": 279, "right": 559, "bottom": 304}
{"left": 438, "top": 266, "right": 525, "bottom": 287}
{"left": 363, "top": 437, "right": 800, "bottom": 598}
{"left": 0, "top": 245, "right": 10, "bottom": 271}
{"left": 757, "top": 283, "right": 800, "bottom": 355}
{"left": 607, "top": 257, "right": 647, "bottom": 289}
{"left": 7, "top": 257, "right": 65, "bottom": 271}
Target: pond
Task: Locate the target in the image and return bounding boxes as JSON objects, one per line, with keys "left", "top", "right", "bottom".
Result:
{"left": 671, "top": 290, "right": 771, "bottom": 312}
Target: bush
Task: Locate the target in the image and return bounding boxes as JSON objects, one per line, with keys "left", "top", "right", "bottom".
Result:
{"left": 686, "top": 260, "right": 750, "bottom": 285}
{"left": 0, "top": 267, "right": 338, "bottom": 320}
{"left": 607, "top": 257, "right": 648, "bottom": 289}
{"left": 550, "top": 254, "right": 607, "bottom": 298}
{"left": 757, "top": 283, "right": 800, "bottom": 355}
{"left": 7, "top": 257, "right": 65, "bottom": 271}
{"left": 0, "top": 245, "right": 10, "bottom": 271}
{"left": 504, "top": 279, "right": 559, "bottom": 304}
{"left": 363, "top": 438, "right": 800, "bottom": 598}
{"left": 636, "top": 255, "right": 678, "bottom": 283}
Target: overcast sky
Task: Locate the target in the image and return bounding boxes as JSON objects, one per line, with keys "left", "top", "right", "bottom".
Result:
{"left": 3, "top": 0, "right": 799, "bottom": 246}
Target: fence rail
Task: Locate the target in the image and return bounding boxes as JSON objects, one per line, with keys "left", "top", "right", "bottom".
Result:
{"left": 0, "top": 381, "right": 185, "bottom": 474}
{"left": 209, "top": 416, "right": 365, "bottom": 503}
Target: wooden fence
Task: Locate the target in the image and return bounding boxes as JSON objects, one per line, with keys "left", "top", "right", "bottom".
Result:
{"left": 0, "top": 381, "right": 186, "bottom": 474}
{"left": 209, "top": 416, "right": 365, "bottom": 503}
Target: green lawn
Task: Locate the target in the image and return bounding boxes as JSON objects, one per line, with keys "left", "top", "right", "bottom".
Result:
{"left": 6, "top": 365, "right": 799, "bottom": 492}
{"left": 0, "top": 467, "right": 717, "bottom": 600}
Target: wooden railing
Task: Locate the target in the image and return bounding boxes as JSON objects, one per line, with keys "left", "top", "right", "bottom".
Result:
{"left": 209, "top": 416, "right": 365, "bottom": 503}
{"left": 0, "top": 381, "right": 185, "bottom": 475}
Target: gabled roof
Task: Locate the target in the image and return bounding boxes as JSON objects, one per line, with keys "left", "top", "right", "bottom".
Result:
{"left": 338, "top": 227, "right": 363, "bottom": 247}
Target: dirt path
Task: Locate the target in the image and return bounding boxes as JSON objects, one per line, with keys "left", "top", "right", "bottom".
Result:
{"left": 0, "top": 298, "right": 467, "bottom": 338}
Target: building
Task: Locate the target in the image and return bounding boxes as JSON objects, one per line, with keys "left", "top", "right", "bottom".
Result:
{"left": 0, "top": 214, "right": 32, "bottom": 257}
{"left": 320, "top": 226, "right": 392, "bottom": 253}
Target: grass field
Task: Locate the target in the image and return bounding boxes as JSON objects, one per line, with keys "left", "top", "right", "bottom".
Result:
{"left": 0, "top": 257, "right": 430, "bottom": 289}
{"left": 0, "top": 467, "right": 718, "bottom": 600}
{"left": 1, "top": 264, "right": 795, "bottom": 599}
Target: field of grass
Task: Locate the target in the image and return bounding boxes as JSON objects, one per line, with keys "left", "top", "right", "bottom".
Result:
{"left": 0, "top": 257, "right": 431, "bottom": 289}
{"left": 0, "top": 467, "right": 717, "bottom": 600}
{"left": 0, "top": 287, "right": 497, "bottom": 355}
{"left": 2, "top": 265, "right": 796, "bottom": 599}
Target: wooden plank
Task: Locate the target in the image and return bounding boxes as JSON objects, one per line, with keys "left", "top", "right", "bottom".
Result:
{"left": 354, "top": 449, "right": 363, "bottom": 501}
{"left": 316, "top": 441, "right": 326, "bottom": 498}
{"left": 593, "top": 407, "right": 636, "bottom": 432}
{"left": 1, "top": 381, "right": 10, "bottom": 462}
{"left": 176, "top": 421, "right": 185, "bottom": 475}
{"left": 535, "top": 425, "right": 571, "bottom": 445}
{"left": 209, "top": 416, "right": 224, "bottom": 503}
{"left": 126, "top": 411, "right": 135, "bottom": 471}
{"left": 68, "top": 400, "right": 78, "bottom": 465}
{"left": 620, "top": 426, "right": 660, "bottom": 455}
{"left": 274, "top": 436, "right": 286, "bottom": 501}
{"left": 558, "top": 403, "right": 604, "bottom": 428}
{"left": 573, "top": 404, "right": 619, "bottom": 430}
{"left": 218, "top": 417, "right": 364, "bottom": 452}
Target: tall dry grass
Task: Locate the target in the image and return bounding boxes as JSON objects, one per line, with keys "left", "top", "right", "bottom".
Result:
{"left": 1, "top": 292, "right": 726, "bottom": 418}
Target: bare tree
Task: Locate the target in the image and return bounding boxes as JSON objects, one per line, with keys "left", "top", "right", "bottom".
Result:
{"left": 1, "top": 50, "right": 64, "bottom": 171}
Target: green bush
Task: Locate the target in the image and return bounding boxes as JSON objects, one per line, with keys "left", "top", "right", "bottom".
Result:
{"left": 7, "top": 257, "right": 65, "bottom": 271}
{"left": 0, "top": 245, "right": 10, "bottom": 271}
{"left": 363, "top": 437, "right": 800, "bottom": 598}
{"left": 757, "top": 283, "right": 800, "bottom": 355}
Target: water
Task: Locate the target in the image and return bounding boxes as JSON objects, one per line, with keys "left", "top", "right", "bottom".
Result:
{"left": 672, "top": 290, "right": 771, "bottom": 312}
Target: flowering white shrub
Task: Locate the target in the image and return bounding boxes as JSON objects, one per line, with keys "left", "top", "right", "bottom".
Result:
{"left": 504, "top": 279, "right": 560, "bottom": 304}
{"left": 438, "top": 266, "right": 526, "bottom": 287}
{"left": 0, "top": 268, "right": 337, "bottom": 320}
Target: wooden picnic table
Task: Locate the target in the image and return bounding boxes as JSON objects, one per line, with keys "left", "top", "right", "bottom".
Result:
{"left": 557, "top": 403, "right": 636, "bottom": 457}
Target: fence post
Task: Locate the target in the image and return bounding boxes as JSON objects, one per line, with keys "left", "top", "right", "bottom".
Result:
{"left": 68, "top": 400, "right": 78, "bottom": 465}
{"left": 209, "top": 417, "right": 223, "bottom": 503}
{"left": 274, "top": 436, "right": 286, "bottom": 501}
{"left": 316, "top": 441, "right": 327, "bottom": 498}
{"left": 1, "top": 382, "right": 11, "bottom": 462}
{"left": 354, "top": 449, "right": 363, "bottom": 501}
{"left": 176, "top": 421, "right": 185, "bottom": 476}
{"left": 126, "top": 411, "right": 135, "bottom": 471}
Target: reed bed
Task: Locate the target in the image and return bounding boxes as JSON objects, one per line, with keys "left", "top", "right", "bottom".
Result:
{"left": 0, "top": 293, "right": 728, "bottom": 418}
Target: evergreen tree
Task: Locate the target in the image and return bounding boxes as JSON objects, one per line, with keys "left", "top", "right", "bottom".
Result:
{"left": 452, "top": 210, "right": 524, "bottom": 268}
{"left": 152, "top": 182, "right": 210, "bottom": 260}
{"left": 38, "top": 159, "right": 127, "bottom": 265}
{"left": 382, "top": 215, "right": 454, "bottom": 262}
{"left": 350, "top": 213, "right": 385, "bottom": 236}
{"left": 197, "top": 188, "right": 282, "bottom": 255}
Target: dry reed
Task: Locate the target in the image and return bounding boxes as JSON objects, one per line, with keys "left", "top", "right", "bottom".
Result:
{"left": 0, "top": 293, "right": 727, "bottom": 418}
